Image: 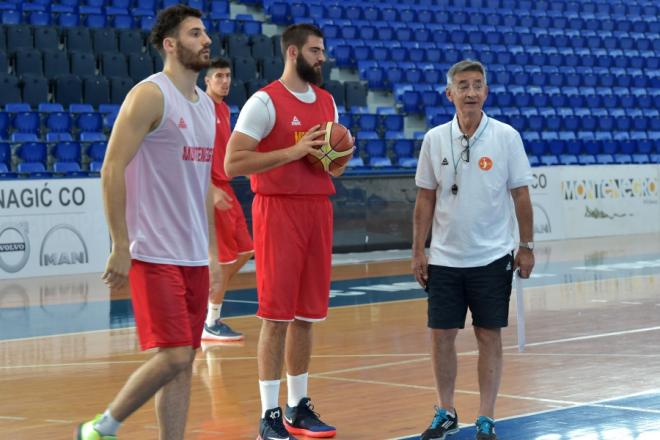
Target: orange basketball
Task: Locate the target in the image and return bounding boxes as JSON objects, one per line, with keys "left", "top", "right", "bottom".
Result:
{"left": 306, "top": 122, "right": 354, "bottom": 172}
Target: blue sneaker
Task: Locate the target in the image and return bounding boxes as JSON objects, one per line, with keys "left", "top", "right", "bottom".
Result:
{"left": 475, "top": 416, "right": 497, "bottom": 440}
{"left": 420, "top": 406, "right": 459, "bottom": 440}
{"left": 257, "top": 407, "right": 297, "bottom": 440}
{"left": 284, "top": 397, "right": 336, "bottom": 438}
{"left": 202, "top": 320, "right": 244, "bottom": 341}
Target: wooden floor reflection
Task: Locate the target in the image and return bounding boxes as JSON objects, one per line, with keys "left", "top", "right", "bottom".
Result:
{"left": 1, "top": 233, "right": 659, "bottom": 439}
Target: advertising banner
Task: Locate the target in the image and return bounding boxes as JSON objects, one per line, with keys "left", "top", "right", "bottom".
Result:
{"left": 528, "top": 167, "right": 565, "bottom": 242}
{"left": 559, "top": 165, "right": 659, "bottom": 239}
{"left": 0, "top": 178, "right": 110, "bottom": 279}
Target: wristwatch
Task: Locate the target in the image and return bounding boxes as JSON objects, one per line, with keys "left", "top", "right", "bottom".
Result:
{"left": 519, "top": 241, "right": 534, "bottom": 251}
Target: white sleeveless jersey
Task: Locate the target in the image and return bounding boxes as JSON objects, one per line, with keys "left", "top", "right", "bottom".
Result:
{"left": 125, "top": 72, "right": 215, "bottom": 266}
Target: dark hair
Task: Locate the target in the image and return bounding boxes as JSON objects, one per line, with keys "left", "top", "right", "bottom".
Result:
{"left": 150, "top": 4, "right": 203, "bottom": 54}
{"left": 206, "top": 57, "right": 231, "bottom": 75}
{"left": 280, "top": 23, "right": 324, "bottom": 58}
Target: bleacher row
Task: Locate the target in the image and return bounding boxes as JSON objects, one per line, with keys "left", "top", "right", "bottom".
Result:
{"left": 260, "top": 0, "right": 660, "bottom": 168}
{"left": 265, "top": 0, "right": 659, "bottom": 27}
{"left": 0, "top": 0, "right": 265, "bottom": 35}
{"left": 1, "top": 0, "right": 659, "bottom": 176}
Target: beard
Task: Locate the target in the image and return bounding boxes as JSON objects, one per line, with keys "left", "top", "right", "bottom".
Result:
{"left": 176, "top": 43, "right": 211, "bottom": 72}
{"left": 296, "top": 53, "right": 323, "bottom": 86}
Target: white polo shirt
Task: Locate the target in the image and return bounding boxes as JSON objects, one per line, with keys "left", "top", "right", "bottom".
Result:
{"left": 415, "top": 112, "right": 532, "bottom": 268}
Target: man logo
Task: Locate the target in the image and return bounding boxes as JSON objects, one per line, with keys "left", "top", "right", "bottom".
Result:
{"left": 0, "top": 222, "right": 30, "bottom": 273}
{"left": 39, "top": 224, "right": 89, "bottom": 266}
{"left": 532, "top": 203, "right": 552, "bottom": 235}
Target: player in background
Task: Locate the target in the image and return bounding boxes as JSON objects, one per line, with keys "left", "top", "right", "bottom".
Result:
{"left": 203, "top": 57, "right": 253, "bottom": 342}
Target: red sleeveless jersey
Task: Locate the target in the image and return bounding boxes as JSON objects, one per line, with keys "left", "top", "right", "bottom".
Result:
{"left": 211, "top": 100, "right": 231, "bottom": 185}
{"left": 251, "top": 81, "right": 336, "bottom": 196}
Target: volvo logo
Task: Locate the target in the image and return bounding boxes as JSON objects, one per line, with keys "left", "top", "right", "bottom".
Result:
{"left": 39, "top": 224, "right": 89, "bottom": 266}
{"left": 0, "top": 222, "right": 30, "bottom": 273}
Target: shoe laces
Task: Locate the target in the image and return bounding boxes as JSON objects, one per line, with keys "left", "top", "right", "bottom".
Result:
{"left": 430, "top": 406, "right": 452, "bottom": 429}
{"left": 296, "top": 399, "right": 323, "bottom": 423}
{"left": 476, "top": 416, "right": 495, "bottom": 434}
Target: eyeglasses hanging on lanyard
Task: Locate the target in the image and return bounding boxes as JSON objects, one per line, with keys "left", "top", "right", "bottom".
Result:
{"left": 459, "top": 134, "right": 470, "bottom": 163}
{"left": 449, "top": 117, "right": 489, "bottom": 196}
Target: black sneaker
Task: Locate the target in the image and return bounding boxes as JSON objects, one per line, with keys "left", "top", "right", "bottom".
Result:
{"left": 284, "top": 397, "right": 336, "bottom": 438}
{"left": 257, "top": 407, "right": 297, "bottom": 440}
{"left": 475, "top": 416, "right": 497, "bottom": 440}
{"left": 420, "top": 406, "right": 459, "bottom": 440}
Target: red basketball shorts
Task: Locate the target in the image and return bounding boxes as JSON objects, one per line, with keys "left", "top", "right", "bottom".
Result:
{"left": 252, "top": 194, "right": 333, "bottom": 321}
{"left": 129, "top": 260, "right": 209, "bottom": 350}
{"left": 214, "top": 182, "right": 254, "bottom": 264}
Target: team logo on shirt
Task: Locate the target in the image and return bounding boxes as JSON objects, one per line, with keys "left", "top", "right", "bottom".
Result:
{"left": 291, "top": 116, "right": 301, "bottom": 126}
{"left": 178, "top": 117, "right": 188, "bottom": 129}
{"left": 441, "top": 157, "right": 449, "bottom": 166}
{"left": 478, "top": 156, "right": 493, "bottom": 171}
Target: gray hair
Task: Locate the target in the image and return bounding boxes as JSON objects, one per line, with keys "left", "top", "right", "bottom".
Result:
{"left": 446, "top": 59, "right": 487, "bottom": 87}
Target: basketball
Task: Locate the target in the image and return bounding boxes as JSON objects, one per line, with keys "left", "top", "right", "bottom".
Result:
{"left": 306, "top": 122, "right": 354, "bottom": 172}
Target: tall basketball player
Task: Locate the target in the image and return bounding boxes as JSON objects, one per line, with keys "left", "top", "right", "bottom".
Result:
{"left": 76, "top": 5, "right": 217, "bottom": 440}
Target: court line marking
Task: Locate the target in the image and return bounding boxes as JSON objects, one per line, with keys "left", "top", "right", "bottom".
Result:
{"left": 3, "top": 325, "right": 660, "bottom": 370}
{"left": 387, "top": 388, "right": 660, "bottom": 440}
{"left": 2, "top": 272, "right": 658, "bottom": 343}
{"left": 314, "top": 375, "right": 660, "bottom": 417}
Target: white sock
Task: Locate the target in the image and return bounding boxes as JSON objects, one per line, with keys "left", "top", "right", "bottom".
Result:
{"left": 93, "top": 409, "right": 121, "bottom": 436}
{"left": 259, "top": 379, "right": 281, "bottom": 416}
{"left": 287, "top": 372, "right": 308, "bottom": 407}
{"left": 205, "top": 302, "right": 222, "bottom": 327}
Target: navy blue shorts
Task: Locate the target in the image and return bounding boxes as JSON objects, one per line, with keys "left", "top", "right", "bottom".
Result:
{"left": 425, "top": 253, "right": 514, "bottom": 329}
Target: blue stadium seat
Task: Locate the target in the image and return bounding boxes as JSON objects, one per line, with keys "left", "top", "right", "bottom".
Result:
{"left": 21, "top": 74, "right": 49, "bottom": 107}
{"left": 79, "top": 131, "right": 106, "bottom": 142}
{"left": 83, "top": 76, "right": 110, "bottom": 108}
{"left": 357, "top": 113, "right": 378, "bottom": 133}
{"left": 101, "top": 53, "right": 129, "bottom": 78}
{"left": 323, "top": 80, "right": 344, "bottom": 107}
{"left": 58, "top": 13, "right": 80, "bottom": 28}
{"left": 53, "top": 141, "right": 81, "bottom": 164}
{"left": 118, "top": 29, "right": 144, "bottom": 55}
{"left": 540, "top": 155, "right": 559, "bottom": 166}
{"left": 15, "top": 50, "right": 44, "bottom": 76}
{"left": 128, "top": 53, "right": 153, "bottom": 82}
{"left": 71, "top": 52, "right": 97, "bottom": 78}
{"left": 13, "top": 111, "right": 40, "bottom": 134}
{"left": 76, "top": 111, "right": 103, "bottom": 132}
{"left": 0, "top": 111, "right": 9, "bottom": 139}
{"left": 231, "top": 56, "right": 256, "bottom": 82}
{"left": 34, "top": 27, "right": 59, "bottom": 52}
{"left": 225, "top": 79, "right": 247, "bottom": 108}
{"left": 65, "top": 27, "right": 93, "bottom": 53}
{"left": 53, "top": 160, "right": 82, "bottom": 174}
{"left": 0, "top": 142, "right": 9, "bottom": 168}
{"left": 345, "top": 81, "right": 367, "bottom": 109}
{"left": 269, "top": 2, "right": 289, "bottom": 25}
{"left": 17, "top": 161, "right": 47, "bottom": 174}
{"left": 260, "top": 57, "right": 283, "bottom": 82}
{"left": 92, "top": 28, "right": 119, "bottom": 54}
{"left": 364, "top": 139, "right": 392, "bottom": 168}
{"left": 46, "top": 132, "right": 74, "bottom": 142}
{"left": 17, "top": 141, "right": 46, "bottom": 165}
{"left": 43, "top": 50, "right": 70, "bottom": 79}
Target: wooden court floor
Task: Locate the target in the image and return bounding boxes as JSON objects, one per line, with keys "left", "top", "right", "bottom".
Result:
{"left": 1, "top": 233, "right": 659, "bottom": 439}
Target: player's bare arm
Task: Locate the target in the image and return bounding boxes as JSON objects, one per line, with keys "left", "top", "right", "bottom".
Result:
{"left": 511, "top": 185, "right": 534, "bottom": 279}
{"left": 224, "top": 125, "right": 327, "bottom": 178}
{"left": 101, "top": 82, "right": 164, "bottom": 290}
{"left": 412, "top": 187, "right": 436, "bottom": 288}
